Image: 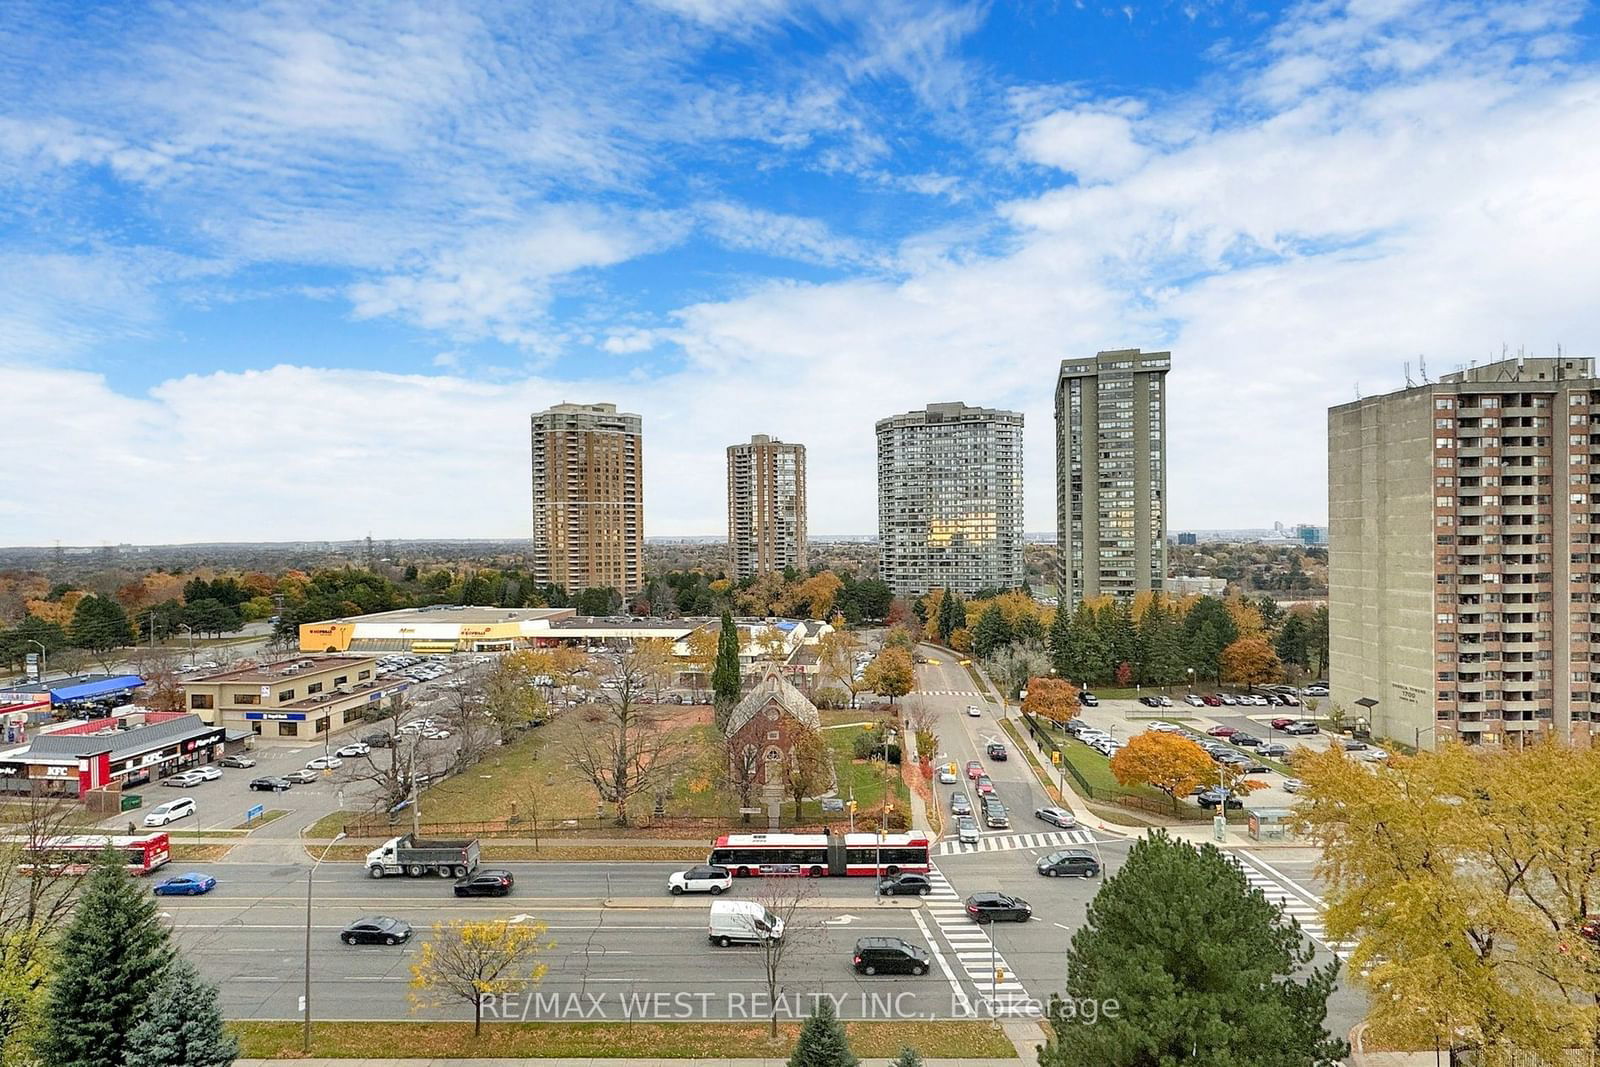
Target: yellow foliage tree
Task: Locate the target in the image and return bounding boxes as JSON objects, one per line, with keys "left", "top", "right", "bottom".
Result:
{"left": 410, "top": 919, "right": 554, "bottom": 1036}
{"left": 1219, "top": 636, "right": 1283, "bottom": 687}
{"left": 1020, "top": 676, "right": 1080, "bottom": 725}
{"left": 23, "top": 592, "right": 85, "bottom": 629}
{"left": 862, "top": 646, "right": 915, "bottom": 704}
{"left": 1296, "top": 743, "right": 1600, "bottom": 1060}
{"left": 1224, "top": 595, "right": 1264, "bottom": 638}
{"left": 1110, "top": 732, "right": 1216, "bottom": 810}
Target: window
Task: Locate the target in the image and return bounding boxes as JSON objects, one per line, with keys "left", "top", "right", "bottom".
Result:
{"left": 307, "top": 682, "right": 323, "bottom": 695}
{"left": 233, "top": 693, "right": 260, "bottom": 706}
{"left": 189, "top": 693, "right": 214, "bottom": 710}
{"left": 277, "top": 722, "right": 298, "bottom": 737}
{"left": 358, "top": 670, "right": 371, "bottom": 680}
{"left": 334, "top": 675, "right": 348, "bottom": 686}
{"left": 277, "top": 689, "right": 295, "bottom": 702}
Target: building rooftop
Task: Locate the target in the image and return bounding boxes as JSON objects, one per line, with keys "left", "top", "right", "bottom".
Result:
{"left": 186, "top": 656, "right": 374, "bottom": 685}
{"left": 21, "top": 714, "right": 217, "bottom": 762}
{"left": 319, "top": 606, "right": 573, "bottom": 626}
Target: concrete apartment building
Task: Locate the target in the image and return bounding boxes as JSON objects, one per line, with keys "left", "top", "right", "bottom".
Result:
{"left": 182, "top": 656, "right": 397, "bottom": 741}
{"left": 727, "top": 435, "right": 807, "bottom": 579}
{"left": 530, "top": 403, "right": 644, "bottom": 596}
{"left": 1330, "top": 355, "right": 1600, "bottom": 751}
{"left": 1055, "top": 349, "right": 1171, "bottom": 609}
{"left": 876, "top": 402, "right": 1025, "bottom": 596}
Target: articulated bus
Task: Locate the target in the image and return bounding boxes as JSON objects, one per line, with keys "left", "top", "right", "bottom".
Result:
{"left": 14, "top": 832, "right": 171, "bottom": 876}
{"left": 708, "top": 831, "right": 931, "bottom": 878}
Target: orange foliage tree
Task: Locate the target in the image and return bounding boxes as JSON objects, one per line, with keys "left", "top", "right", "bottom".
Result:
{"left": 1021, "top": 676, "right": 1080, "bottom": 725}
{"left": 1220, "top": 636, "right": 1284, "bottom": 687}
{"left": 1111, "top": 732, "right": 1217, "bottom": 811}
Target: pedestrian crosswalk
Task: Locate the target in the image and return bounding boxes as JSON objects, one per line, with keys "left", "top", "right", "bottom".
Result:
{"left": 1231, "top": 853, "right": 1355, "bottom": 961}
{"left": 920, "top": 865, "right": 1035, "bottom": 1017}
{"left": 921, "top": 688, "right": 977, "bottom": 696}
{"left": 935, "top": 829, "right": 1096, "bottom": 856}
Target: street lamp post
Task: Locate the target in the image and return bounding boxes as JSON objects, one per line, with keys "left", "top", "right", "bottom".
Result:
{"left": 303, "top": 831, "right": 347, "bottom": 1052}
{"left": 177, "top": 623, "right": 197, "bottom": 666}
{"left": 1186, "top": 667, "right": 1195, "bottom": 694}
{"left": 25, "top": 640, "right": 47, "bottom": 682}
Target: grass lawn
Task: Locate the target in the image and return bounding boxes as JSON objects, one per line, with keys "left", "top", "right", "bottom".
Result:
{"left": 234, "top": 808, "right": 288, "bottom": 831}
{"left": 228, "top": 1020, "right": 1018, "bottom": 1059}
{"left": 1020, "top": 719, "right": 1235, "bottom": 823}
{"left": 170, "top": 844, "right": 233, "bottom": 862}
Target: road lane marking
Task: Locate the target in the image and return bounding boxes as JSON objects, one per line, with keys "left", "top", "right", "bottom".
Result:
{"left": 911, "top": 909, "right": 972, "bottom": 1017}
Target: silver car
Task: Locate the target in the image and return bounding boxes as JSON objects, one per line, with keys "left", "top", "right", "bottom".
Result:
{"left": 956, "top": 815, "right": 980, "bottom": 844}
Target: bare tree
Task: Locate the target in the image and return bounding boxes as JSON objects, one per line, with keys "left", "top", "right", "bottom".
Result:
{"left": 434, "top": 677, "right": 499, "bottom": 776}
{"left": 720, "top": 734, "right": 762, "bottom": 825}
{"left": 126, "top": 646, "right": 187, "bottom": 712}
{"left": 0, "top": 791, "right": 93, "bottom": 1064}
{"left": 753, "top": 876, "right": 823, "bottom": 1039}
{"left": 561, "top": 651, "right": 681, "bottom": 826}
{"left": 339, "top": 694, "right": 436, "bottom": 819}
{"left": 780, "top": 727, "right": 832, "bottom": 820}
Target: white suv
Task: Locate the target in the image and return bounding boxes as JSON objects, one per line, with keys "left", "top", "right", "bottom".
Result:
{"left": 144, "top": 797, "right": 196, "bottom": 826}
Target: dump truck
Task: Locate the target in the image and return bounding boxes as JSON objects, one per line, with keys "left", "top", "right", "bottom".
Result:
{"left": 365, "top": 834, "right": 481, "bottom": 879}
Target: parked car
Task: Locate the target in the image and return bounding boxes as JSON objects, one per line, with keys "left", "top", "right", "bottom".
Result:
{"left": 1232, "top": 732, "right": 1262, "bottom": 747}
{"left": 1201, "top": 694, "right": 1224, "bottom": 707}
{"left": 965, "top": 892, "right": 1032, "bottom": 923}
{"left": 305, "top": 755, "right": 343, "bottom": 770}
{"left": 1207, "top": 724, "right": 1238, "bottom": 737}
{"left": 218, "top": 754, "right": 256, "bottom": 768}
{"left": 341, "top": 916, "right": 413, "bottom": 946}
{"left": 153, "top": 872, "right": 216, "bottom": 896}
{"left": 950, "top": 792, "right": 972, "bottom": 816}
{"left": 249, "top": 776, "right": 291, "bottom": 792}
{"left": 1258, "top": 742, "right": 1290, "bottom": 758}
{"left": 852, "top": 936, "right": 930, "bottom": 976}
{"left": 362, "top": 732, "right": 395, "bottom": 748}
{"left": 956, "top": 815, "right": 980, "bottom": 844}
{"left": 143, "top": 797, "right": 196, "bottom": 826}
{"left": 283, "top": 769, "right": 318, "bottom": 784}
{"left": 1138, "top": 695, "right": 1161, "bottom": 707}
{"left": 1279, "top": 694, "right": 1302, "bottom": 707}
{"left": 1078, "top": 692, "right": 1099, "bottom": 707}
{"left": 1197, "top": 789, "right": 1244, "bottom": 810}
{"left": 965, "top": 760, "right": 984, "bottom": 780}
{"left": 1270, "top": 716, "right": 1298, "bottom": 731}
{"left": 877, "top": 873, "right": 933, "bottom": 897}
{"left": 164, "top": 770, "right": 208, "bottom": 788}
{"left": 1148, "top": 721, "right": 1181, "bottom": 733}
{"left": 668, "top": 865, "right": 732, "bottom": 895}
{"left": 1037, "top": 848, "right": 1100, "bottom": 878}
{"left": 1282, "top": 778, "right": 1306, "bottom": 793}
{"left": 1218, "top": 693, "right": 1239, "bottom": 705}
{"left": 1034, "top": 806, "right": 1077, "bottom": 828}
{"left": 455, "top": 869, "right": 516, "bottom": 897}
{"left": 1304, "top": 684, "right": 1330, "bottom": 697}
{"left": 1183, "top": 694, "right": 1205, "bottom": 707}
{"left": 1359, "top": 747, "right": 1391, "bottom": 762}
{"left": 1283, "top": 721, "right": 1320, "bottom": 735}
{"left": 985, "top": 742, "right": 1008, "bottom": 761}
{"left": 1157, "top": 695, "right": 1174, "bottom": 707}
{"left": 1341, "top": 738, "right": 1368, "bottom": 751}
{"left": 334, "top": 742, "right": 371, "bottom": 758}
{"left": 975, "top": 775, "right": 995, "bottom": 795}
{"left": 194, "top": 765, "right": 223, "bottom": 781}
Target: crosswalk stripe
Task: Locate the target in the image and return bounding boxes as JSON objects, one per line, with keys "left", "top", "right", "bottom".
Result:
{"left": 935, "top": 827, "right": 1097, "bottom": 856}
{"left": 1230, "top": 853, "right": 1351, "bottom": 962}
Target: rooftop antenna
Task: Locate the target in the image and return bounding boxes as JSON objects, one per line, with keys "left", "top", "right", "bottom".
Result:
{"left": 1355, "top": 381, "right": 1361, "bottom": 400}
{"left": 1419, "top": 356, "right": 1429, "bottom": 383}
{"left": 1404, "top": 361, "right": 1415, "bottom": 388}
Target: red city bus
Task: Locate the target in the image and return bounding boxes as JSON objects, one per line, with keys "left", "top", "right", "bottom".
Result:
{"left": 708, "top": 831, "right": 931, "bottom": 878}
{"left": 16, "top": 832, "right": 171, "bottom": 876}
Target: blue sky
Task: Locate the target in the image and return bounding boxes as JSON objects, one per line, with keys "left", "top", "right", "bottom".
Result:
{"left": 2, "top": 0, "right": 1598, "bottom": 544}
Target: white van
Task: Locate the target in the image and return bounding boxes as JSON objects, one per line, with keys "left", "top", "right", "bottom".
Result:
{"left": 144, "top": 797, "right": 196, "bottom": 827}
{"left": 708, "top": 899, "right": 785, "bottom": 948}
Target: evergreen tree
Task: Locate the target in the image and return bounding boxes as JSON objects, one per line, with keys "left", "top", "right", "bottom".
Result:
{"left": 890, "top": 1049, "right": 922, "bottom": 1067}
{"left": 121, "top": 957, "right": 236, "bottom": 1067}
{"left": 1058, "top": 603, "right": 1113, "bottom": 686}
{"left": 711, "top": 610, "right": 743, "bottom": 732}
{"left": 787, "top": 998, "right": 858, "bottom": 1067}
{"left": 39, "top": 851, "right": 174, "bottom": 1067}
{"left": 1107, "top": 600, "right": 1137, "bottom": 675}
{"left": 970, "top": 605, "right": 1014, "bottom": 659}
{"left": 1182, "top": 597, "right": 1239, "bottom": 681}
{"left": 948, "top": 593, "right": 966, "bottom": 633}
{"left": 1048, "top": 601, "right": 1073, "bottom": 676}
{"left": 1305, "top": 604, "right": 1331, "bottom": 677}
{"left": 934, "top": 588, "right": 956, "bottom": 642}
{"left": 1013, "top": 612, "right": 1045, "bottom": 645}
{"left": 1138, "top": 598, "right": 1188, "bottom": 686}
{"left": 68, "top": 596, "right": 135, "bottom": 655}
{"left": 1039, "top": 831, "right": 1347, "bottom": 1067}
{"left": 1274, "top": 614, "right": 1309, "bottom": 671}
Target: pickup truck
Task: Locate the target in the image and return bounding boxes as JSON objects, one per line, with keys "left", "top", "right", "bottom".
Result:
{"left": 365, "top": 834, "right": 481, "bottom": 879}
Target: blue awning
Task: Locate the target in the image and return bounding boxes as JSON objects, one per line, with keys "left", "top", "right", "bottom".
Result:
{"left": 49, "top": 676, "right": 145, "bottom": 703}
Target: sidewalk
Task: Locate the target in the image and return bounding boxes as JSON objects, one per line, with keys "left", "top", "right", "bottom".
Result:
{"left": 236, "top": 1059, "right": 1024, "bottom": 1066}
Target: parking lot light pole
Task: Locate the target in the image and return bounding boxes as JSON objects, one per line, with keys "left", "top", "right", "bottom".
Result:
{"left": 303, "top": 831, "right": 347, "bottom": 1052}
{"left": 25, "top": 640, "right": 46, "bottom": 682}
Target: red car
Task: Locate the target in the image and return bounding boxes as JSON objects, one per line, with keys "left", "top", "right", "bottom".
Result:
{"left": 975, "top": 775, "right": 995, "bottom": 795}
{"left": 1207, "top": 724, "right": 1237, "bottom": 737}
{"left": 966, "top": 760, "right": 984, "bottom": 780}
{"left": 1270, "top": 716, "right": 1297, "bottom": 731}
{"left": 1201, "top": 694, "right": 1223, "bottom": 707}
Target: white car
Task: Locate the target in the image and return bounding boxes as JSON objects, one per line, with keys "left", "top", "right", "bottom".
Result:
{"left": 1304, "top": 685, "right": 1330, "bottom": 697}
{"left": 1358, "top": 747, "right": 1390, "bottom": 762}
{"left": 937, "top": 766, "right": 958, "bottom": 784}
{"left": 965, "top": 705, "right": 982, "bottom": 717}
{"left": 144, "top": 797, "right": 196, "bottom": 826}
{"left": 1148, "top": 721, "right": 1181, "bottom": 733}
{"left": 305, "top": 755, "right": 344, "bottom": 770}
{"left": 193, "top": 765, "right": 223, "bottom": 781}
{"left": 334, "top": 743, "right": 371, "bottom": 758}
{"left": 1156, "top": 696, "right": 1173, "bottom": 707}
{"left": 163, "top": 770, "right": 208, "bottom": 788}
{"left": 1183, "top": 694, "right": 1205, "bottom": 707}
{"left": 423, "top": 728, "right": 452, "bottom": 740}
{"left": 668, "top": 865, "right": 732, "bottom": 895}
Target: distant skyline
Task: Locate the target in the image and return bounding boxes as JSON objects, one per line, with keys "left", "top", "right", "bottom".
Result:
{"left": 3, "top": 1, "right": 1597, "bottom": 544}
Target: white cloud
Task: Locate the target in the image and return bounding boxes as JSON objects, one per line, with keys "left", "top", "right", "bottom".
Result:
{"left": 1016, "top": 106, "right": 1149, "bottom": 183}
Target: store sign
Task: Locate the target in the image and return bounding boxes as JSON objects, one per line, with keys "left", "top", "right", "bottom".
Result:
{"left": 246, "top": 712, "right": 306, "bottom": 721}
{"left": 43, "top": 766, "right": 71, "bottom": 779}
{"left": 140, "top": 752, "right": 164, "bottom": 767}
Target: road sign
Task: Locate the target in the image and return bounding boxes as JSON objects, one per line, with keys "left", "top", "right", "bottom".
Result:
{"left": 245, "top": 804, "right": 264, "bottom": 822}
{"left": 1051, "top": 750, "right": 1061, "bottom": 765}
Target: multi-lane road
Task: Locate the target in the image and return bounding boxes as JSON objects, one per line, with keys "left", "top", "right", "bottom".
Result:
{"left": 159, "top": 650, "right": 1365, "bottom": 1031}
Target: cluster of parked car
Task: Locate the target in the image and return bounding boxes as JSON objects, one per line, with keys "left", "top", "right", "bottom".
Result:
{"left": 1063, "top": 719, "right": 1123, "bottom": 757}
{"left": 1183, "top": 690, "right": 1302, "bottom": 708}
{"left": 376, "top": 654, "right": 455, "bottom": 683}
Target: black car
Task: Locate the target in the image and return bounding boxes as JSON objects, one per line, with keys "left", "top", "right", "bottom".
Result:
{"left": 852, "top": 936, "right": 930, "bottom": 976}
{"left": 985, "top": 742, "right": 1008, "bottom": 761}
{"left": 877, "top": 873, "right": 933, "bottom": 897}
{"left": 1079, "top": 692, "right": 1099, "bottom": 707}
{"left": 1197, "top": 789, "right": 1244, "bottom": 810}
{"left": 340, "top": 916, "right": 413, "bottom": 945}
{"left": 950, "top": 792, "right": 972, "bottom": 816}
{"left": 1232, "top": 732, "right": 1262, "bottom": 747}
{"left": 965, "top": 892, "right": 1032, "bottom": 923}
{"left": 248, "top": 776, "right": 290, "bottom": 792}
{"left": 454, "top": 869, "right": 515, "bottom": 897}
{"left": 1258, "top": 741, "right": 1290, "bottom": 758}
{"left": 1138, "top": 695, "right": 1162, "bottom": 707}
{"left": 1037, "top": 848, "right": 1101, "bottom": 878}
{"left": 362, "top": 732, "right": 395, "bottom": 749}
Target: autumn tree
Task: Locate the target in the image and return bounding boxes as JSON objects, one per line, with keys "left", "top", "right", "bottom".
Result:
{"left": 561, "top": 652, "right": 682, "bottom": 825}
{"left": 1219, "top": 636, "right": 1284, "bottom": 688}
{"left": 682, "top": 624, "right": 720, "bottom": 704}
{"left": 1110, "top": 732, "right": 1216, "bottom": 811}
{"left": 781, "top": 727, "right": 832, "bottom": 819}
{"left": 862, "top": 646, "right": 914, "bottom": 704}
{"left": 720, "top": 734, "right": 762, "bottom": 824}
{"left": 479, "top": 651, "right": 552, "bottom": 734}
{"left": 631, "top": 637, "right": 677, "bottom": 702}
{"left": 410, "top": 918, "right": 553, "bottom": 1036}
{"left": 816, "top": 628, "right": 864, "bottom": 707}
{"left": 1020, "top": 676, "right": 1080, "bottom": 725}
